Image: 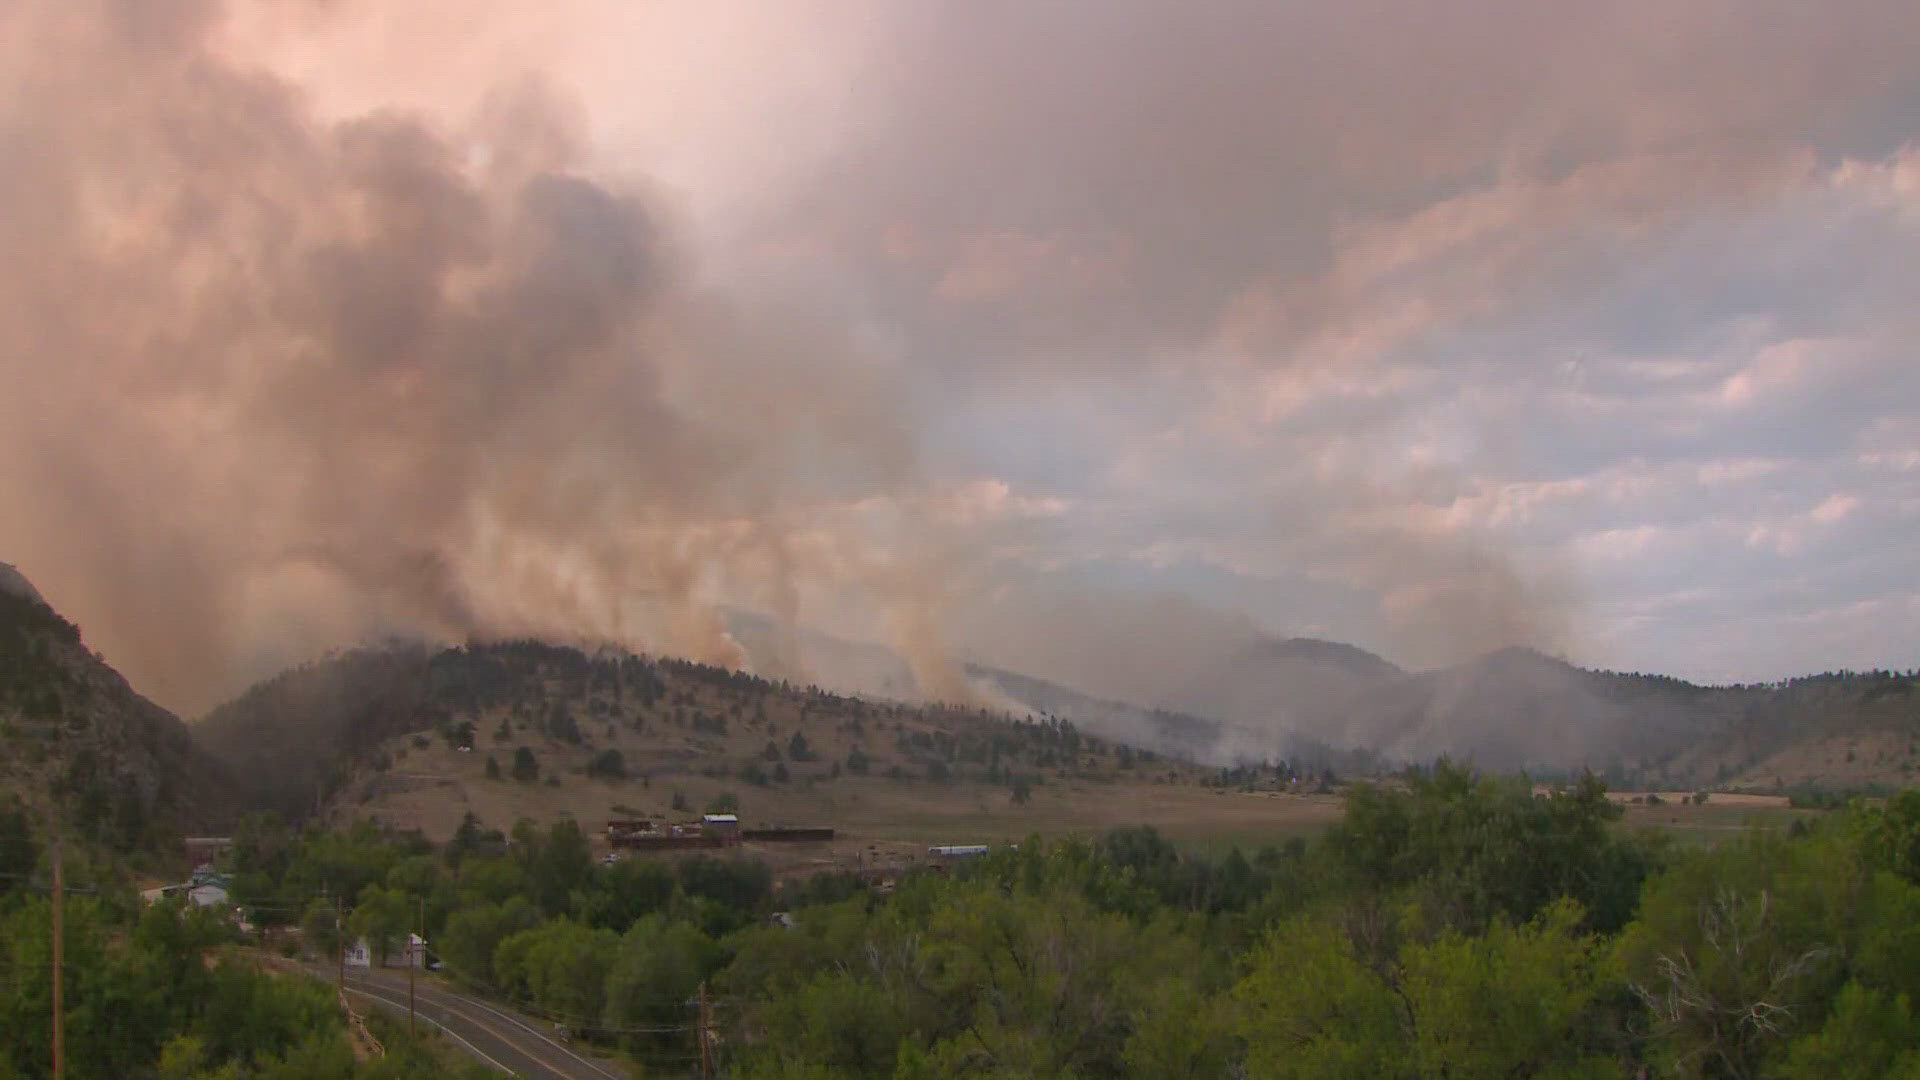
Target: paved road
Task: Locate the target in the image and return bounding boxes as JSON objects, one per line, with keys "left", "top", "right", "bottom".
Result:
{"left": 297, "top": 963, "right": 630, "bottom": 1080}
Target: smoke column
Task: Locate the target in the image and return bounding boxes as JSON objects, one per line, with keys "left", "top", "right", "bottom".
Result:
{"left": 7, "top": 0, "right": 1901, "bottom": 717}
{"left": 0, "top": 0, "right": 959, "bottom": 712}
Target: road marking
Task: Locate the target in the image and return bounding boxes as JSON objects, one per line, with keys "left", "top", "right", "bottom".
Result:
{"left": 290, "top": 960, "right": 620, "bottom": 1080}
{"left": 422, "top": 985, "right": 626, "bottom": 1080}
{"left": 347, "top": 974, "right": 609, "bottom": 1080}
{"left": 340, "top": 982, "right": 517, "bottom": 1076}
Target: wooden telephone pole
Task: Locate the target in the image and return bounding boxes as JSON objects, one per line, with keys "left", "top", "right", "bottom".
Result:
{"left": 335, "top": 895, "right": 346, "bottom": 998}
{"left": 698, "top": 980, "right": 713, "bottom": 1079}
{"left": 409, "top": 897, "right": 421, "bottom": 1037}
{"left": 51, "top": 830, "right": 63, "bottom": 1080}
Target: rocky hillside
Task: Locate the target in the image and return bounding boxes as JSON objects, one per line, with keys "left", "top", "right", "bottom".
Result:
{"left": 0, "top": 565, "right": 238, "bottom": 845}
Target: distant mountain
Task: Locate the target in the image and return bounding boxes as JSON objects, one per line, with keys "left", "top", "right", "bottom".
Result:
{"left": 1154, "top": 636, "right": 1403, "bottom": 747}
{"left": 722, "top": 609, "right": 1386, "bottom": 770}
{"left": 1331, "top": 648, "right": 1656, "bottom": 770}
{"left": 965, "top": 661, "right": 1383, "bottom": 777}
{"left": 951, "top": 615, "right": 1917, "bottom": 788}
{"left": 1235, "top": 644, "right": 1919, "bottom": 788}
{"left": 194, "top": 597, "right": 1920, "bottom": 818}
{"left": 0, "top": 565, "right": 237, "bottom": 844}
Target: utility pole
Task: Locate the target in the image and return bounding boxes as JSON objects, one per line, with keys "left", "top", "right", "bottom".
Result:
{"left": 698, "top": 980, "right": 712, "bottom": 1080}
{"left": 409, "top": 897, "right": 421, "bottom": 1038}
{"left": 335, "top": 895, "right": 346, "bottom": 998}
{"left": 51, "top": 829, "right": 63, "bottom": 1080}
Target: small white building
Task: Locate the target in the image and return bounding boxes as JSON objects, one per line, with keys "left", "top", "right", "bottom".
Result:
{"left": 398, "top": 932, "right": 428, "bottom": 969}
{"left": 186, "top": 869, "right": 231, "bottom": 909}
{"left": 347, "top": 933, "right": 428, "bottom": 968}
{"left": 141, "top": 870, "right": 232, "bottom": 911}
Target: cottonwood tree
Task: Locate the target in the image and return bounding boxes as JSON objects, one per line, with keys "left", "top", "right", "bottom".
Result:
{"left": 1236, "top": 898, "right": 1615, "bottom": 1080}
{"left": 1621, "top": 831, "right": 1858, "bottom": 1078}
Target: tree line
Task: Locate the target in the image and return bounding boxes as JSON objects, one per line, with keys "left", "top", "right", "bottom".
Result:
{"left": 13, "top": 763, "right": 1920, "bottom": 1076}
{"left": 0, "top": 822, "right": 495, "bottom": 1077}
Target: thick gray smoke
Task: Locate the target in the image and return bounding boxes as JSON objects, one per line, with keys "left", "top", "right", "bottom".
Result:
{"left": 3, "top": 0, "right": 1913, "bottom": 719}
{"left": 0, "top": 0, "right": 966, "bottom": 712}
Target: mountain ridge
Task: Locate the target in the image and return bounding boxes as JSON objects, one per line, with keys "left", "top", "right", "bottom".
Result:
{"left": 8, "top": 552, "right": 1914, "bottom": 836}
{"left": 0, "top": 565, "right": 239, "bottom": 845}
{"left": 191, "top": 610, "right": 1920, "bottom": 811}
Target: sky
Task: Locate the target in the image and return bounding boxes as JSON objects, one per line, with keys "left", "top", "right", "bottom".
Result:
{"left": 1, "top": 0, "right": 1916, "bottom": 713}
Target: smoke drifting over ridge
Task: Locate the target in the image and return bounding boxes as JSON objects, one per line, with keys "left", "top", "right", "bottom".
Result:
{"left": 4, "top": 0, "right": 1914, "bottom": 715}
{"left": 0, "top": 0, "right": 969, "bottom": 711}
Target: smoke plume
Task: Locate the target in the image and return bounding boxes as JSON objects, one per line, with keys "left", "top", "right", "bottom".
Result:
{"left": 0, "top": 0, "right": 956, "bottom": 712}
{"left": 3, "top": 0, "right": 1913, "bottom": 717}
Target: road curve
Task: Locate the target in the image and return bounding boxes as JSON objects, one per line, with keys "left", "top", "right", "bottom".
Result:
{"left": 295, "top": 962, "right": 629, "bottom": 1080}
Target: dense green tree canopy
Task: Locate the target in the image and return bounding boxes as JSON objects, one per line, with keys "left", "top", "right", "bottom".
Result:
{"left": 17, "top": 763, "right": 1920, "bottom": 1078}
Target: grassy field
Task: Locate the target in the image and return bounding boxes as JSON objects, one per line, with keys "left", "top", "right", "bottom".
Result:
{"left": 333, "top": 735, "right": 1343, "bottom": 861}
{"left": 334, "top": 727, "right": 1833, "bottom": 882}
{"left": 1614, "top": 792, "right": 1824, "bottom": 843}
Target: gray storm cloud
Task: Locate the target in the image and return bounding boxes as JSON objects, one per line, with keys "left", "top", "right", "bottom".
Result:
{"left": 2, "top": 0, "right": 1915, "bottom": 716}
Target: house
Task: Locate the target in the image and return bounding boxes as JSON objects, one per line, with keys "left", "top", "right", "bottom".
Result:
{"left": 395, "top": 932, "right": 428, "bottom": 969}
{"left": 187, "top": 869, "right": 231, "bottom": 906}
{"left": 140, "top": 869, "right": 232, "bottom": 911}
{"left": 345, "top": 933, "right": 428, "bottom": 968}
{"left": 701, "top": 813, "right": 740, "bottom": 839}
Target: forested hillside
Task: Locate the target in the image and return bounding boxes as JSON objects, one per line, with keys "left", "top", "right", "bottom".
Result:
{"left": 0, "top": 570, "right": 237, "bottom": 847}
{"left": 193, "top": 640, "right": 1216, "bottom": 827}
